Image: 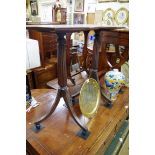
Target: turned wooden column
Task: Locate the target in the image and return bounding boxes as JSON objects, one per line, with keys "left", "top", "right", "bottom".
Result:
{"left": 57, "top": 32, "right": 67, "bottom": 88}
{"left": 90, "top": 30, "right": 101, "bottom": 82}
{"left": 65, "top": 33, "right": 76, "bottom": 85}
{"left": 82, "top": 31, "right": 89, "bottom": 70}
{"left": 66, "top": 33, "right": 72, "bottom": 78}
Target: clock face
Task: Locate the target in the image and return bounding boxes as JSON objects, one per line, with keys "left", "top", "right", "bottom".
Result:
{"left": 115, "top": 8, "right": 129, "bottom": 25}
{"left": 79, "top": 78, "right": 100, "bottom": 118}
{"left": 102, "top": 8, "right": 115, "bottom": 26}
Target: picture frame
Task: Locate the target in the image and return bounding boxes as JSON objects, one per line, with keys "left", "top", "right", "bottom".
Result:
{"left": 98, "top": 0, "right": 117, "bottom": 2}
{"left": 115, "top": 7, "right": 129, "bottom": 25}
{"left": 73, "top": 13, "right": 85, "bottom": 24}
{"left": 30, "top": 0, "right": 38, "bottom": 16}
{"left": 102, "top": 8, "right": 115, "bottom": 26}
{"left": 74, "top": 0, "right": 84, "bottom": 12}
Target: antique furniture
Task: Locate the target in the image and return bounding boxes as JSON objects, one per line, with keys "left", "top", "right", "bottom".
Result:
{"left": 98, "top": 29, "right": 129, "bottom": 78}
{"left": 32, "top": 63, "right": 57, "bottom": 88}
{"left": 26, "top": 88, "right": 129, "bottom": 154}
{"left": 28, "top": 29, "right": 57, "bottom": 88}
{"left": 28, "top": 30, "right": 57, "bottom": 67}
{"left": 26, "top": 24, "right": 125, "bottom": 138}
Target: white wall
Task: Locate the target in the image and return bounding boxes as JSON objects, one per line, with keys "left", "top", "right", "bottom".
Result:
{"left": 95, "top": 2, "right": 128, "bottom": 10}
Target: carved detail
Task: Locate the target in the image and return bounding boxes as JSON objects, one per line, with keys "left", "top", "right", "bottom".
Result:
{"left": 57, "top": 32, "right": 67, "bottom": 87}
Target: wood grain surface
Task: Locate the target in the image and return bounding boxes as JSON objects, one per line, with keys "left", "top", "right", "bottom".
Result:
{"left": 27, "top": 88, "right": 129, "bottom": 155}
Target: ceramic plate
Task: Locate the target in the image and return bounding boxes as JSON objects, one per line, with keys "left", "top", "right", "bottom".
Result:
{"left": 79, "top": 78, "right": 100, "bottom": 118}
{"left": 121, "top": 61, "right": 129, "bottom": 87}
{"left": 102, "top": 8, "right": 115, "bottom": 26}
{"left": 115, "top": 8, "right": 129, "bottom": 25}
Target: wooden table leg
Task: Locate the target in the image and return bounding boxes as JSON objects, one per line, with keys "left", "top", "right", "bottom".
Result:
{"left": 57, "top": 32, "right": 89, "bottom": 138}
{"left": 66, "top": 33, "right": 76, "bottom": 85}
{"left": 34, "top": 32, "right": 68, "bottom": 129}
{"left": 82, "top": 31, "right": 89, "bottom": 72}
{"left": 62, "top": 87, "right": 88, "bottom": 132}
{"left": 34, "top": 89, "right": 61, "bottom": 125}
{"left": 89, "top": 30, "right": 100, "bottom": 82}
{"left": 89, "top": 30, "right": 112, "bottom": 105}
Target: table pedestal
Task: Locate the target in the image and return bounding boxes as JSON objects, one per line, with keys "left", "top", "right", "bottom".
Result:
{"left": 34, "top": 32, "right": 90, "bottom": 139}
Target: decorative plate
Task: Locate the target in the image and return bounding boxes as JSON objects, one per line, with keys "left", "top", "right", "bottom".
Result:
{"left": 102, "top": 8, "right": 115, "bottom": 26}
{"left": 121, "top": 61, "right": 129, "bottom": 87}
{"left": 79, "top": 78, "right": 100, "bottom": 118}
{"left": 115, "top": 8, "right": 129, "bottom": 25}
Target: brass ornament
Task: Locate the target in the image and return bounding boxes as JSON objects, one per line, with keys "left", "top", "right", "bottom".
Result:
{"left": 79, "top": 78, "right": 100, "bottom": 118}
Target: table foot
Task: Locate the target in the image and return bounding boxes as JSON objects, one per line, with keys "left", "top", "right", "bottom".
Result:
{"left": 119, "top": 88, "right": 124, "bottom": 94}
{"left": 77, "top": 129, "right": 91, "bottom": 140}
{"left": 32, "top": 123, "right": 44, "bottom": 133}
{"left": 104, "top": 102, "right": 113, "bottom": 109}
{"left": 71, "top": 97, "right": 79, "bottom": 105}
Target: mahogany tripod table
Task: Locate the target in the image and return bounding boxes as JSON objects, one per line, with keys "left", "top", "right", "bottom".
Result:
{"left": 26, "top": 24, "right": 124, "bottom": 139}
